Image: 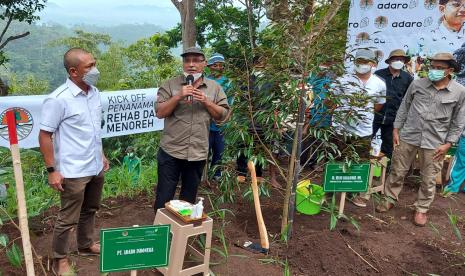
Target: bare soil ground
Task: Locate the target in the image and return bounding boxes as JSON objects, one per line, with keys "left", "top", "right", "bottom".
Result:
{"left": 1, "top": 176, "right": 464, "bottom": 276}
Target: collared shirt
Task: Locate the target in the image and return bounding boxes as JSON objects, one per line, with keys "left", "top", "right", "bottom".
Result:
{"left": 395, "top": 78, "right": 465, "bottom": 149}
{"left": 40, "top": 78, "right": 103, "bottom": 178}
{"left": 409, "top": 23, "right": 464, "bottom": 59}
{"left": 374, "top": 67, "right": 413, "bottom": 125}
{"left": 332, "top": 73, "right": 386, "bottom": 137}
{"left": 207, "top": 75, "right": 233, "bottom": 132}
{"left": 157, "top": 75, "right": 230, "bottom": 161}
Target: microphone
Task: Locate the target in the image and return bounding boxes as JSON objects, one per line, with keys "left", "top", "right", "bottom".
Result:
{"left": 186, "top": 74, "right": 194, "bottom": 101}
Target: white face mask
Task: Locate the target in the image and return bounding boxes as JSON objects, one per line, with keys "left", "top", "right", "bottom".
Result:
{"left": 83, "top": 67, "right": 100, "bottom": 86}
{"left": 390, "top": 60, "right": 404, "bottom": 70}
{"left": 354, "top": 64, "right": 372, "bottom": 74}
{"left": 183, "top": 72, "right": 202, "bottom": 83}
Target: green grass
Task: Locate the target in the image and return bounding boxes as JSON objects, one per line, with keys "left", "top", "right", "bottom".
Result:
{"left": 0, "top": 147, "right": 158, "bottom": 219}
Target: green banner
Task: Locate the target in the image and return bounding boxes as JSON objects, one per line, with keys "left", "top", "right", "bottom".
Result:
{"left": 323, "top": 163, "right": 370, "bottom": 192}
{"left": 100, "top": 225, "right": 170, "bottom": 273}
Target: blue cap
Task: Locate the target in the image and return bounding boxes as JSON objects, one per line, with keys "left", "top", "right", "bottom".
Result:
{"left": 207, "top": 53, "right": 225, "bottom": 66}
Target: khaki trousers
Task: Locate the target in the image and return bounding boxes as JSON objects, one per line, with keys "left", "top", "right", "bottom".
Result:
{"left": 384, "top": 140, "right": 442, "bottom": 213}
{"left": 52, "top": 172, "right": 104, "bottom": 259}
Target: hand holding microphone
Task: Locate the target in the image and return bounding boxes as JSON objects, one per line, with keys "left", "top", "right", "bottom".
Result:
{"left": 185, "top": 74, "right": 194, "bottom": 101}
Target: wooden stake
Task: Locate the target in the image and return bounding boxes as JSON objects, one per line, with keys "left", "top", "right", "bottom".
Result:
{"left": 339, "top": 192, "right": 346, "bottom": 215}
{"left": 247, "top": 160, "right": 269, "bottom": 250}
{"left": 130, "top": 225, "right": 140, "bottom": 276}
{"left": 6, "top": 110, "right": 35, "bottom": 276}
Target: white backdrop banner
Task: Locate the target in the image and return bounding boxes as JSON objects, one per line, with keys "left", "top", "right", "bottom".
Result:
{"left": 347, "top": 0, "right": 465, "bottom": 82}
{"left": 0, "top": 88, "right": 164, "bottom": 149}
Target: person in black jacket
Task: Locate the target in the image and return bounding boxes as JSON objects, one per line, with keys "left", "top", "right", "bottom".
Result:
{"left": 373, "top": 49, "right": 414, "bottom": 159}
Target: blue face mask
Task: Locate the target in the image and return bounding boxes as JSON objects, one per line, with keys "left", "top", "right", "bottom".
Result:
{"left": 428, "top": 69, "right": 446, "bottom": 82}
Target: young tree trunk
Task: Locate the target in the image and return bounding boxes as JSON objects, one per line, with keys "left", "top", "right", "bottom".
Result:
{"left": 281, "top": 82, "right": 307, "bottom": 238}
{"left": 245, "top": 0, "right": 256, "bottom": 51}
{"left": 171, "top": 0, "right": 196, "bottom": 50}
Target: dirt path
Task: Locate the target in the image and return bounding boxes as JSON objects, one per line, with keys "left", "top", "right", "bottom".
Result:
{"left": 1, "top": 179, "right": 464, "bottom": 275}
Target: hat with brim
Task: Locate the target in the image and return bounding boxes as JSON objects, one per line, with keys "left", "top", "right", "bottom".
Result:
{"left": 207, "top": 53, "right": 225, "bottom": 66}
{"left": 181, "top": 47, "right": 205, "bottom": 58}
{"left": 385, "top": 49, "right": 411, "bottom": 64}
{"left": 354, "top": 49, "right": 377, "bottom": 63}
{"left": 429, "top": 52, "right": 461, "bottom": 73}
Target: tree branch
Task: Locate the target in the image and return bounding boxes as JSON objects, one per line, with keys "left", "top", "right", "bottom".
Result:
{"left": 303, "top": 0, "right": 344, "bottom": 46}
{"left": 171, "top": 0, "right": 183, "bottom": 11}
{"left": 0, "top": 16, "right": 13, "bottom": 44}
{"left": 0, "top": 32, "right": 30, "bottom": 50}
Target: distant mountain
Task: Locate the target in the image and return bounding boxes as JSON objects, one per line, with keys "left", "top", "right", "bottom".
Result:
{"left": 38, "top": 1, "right": 179, "bottom": 29}
{"left": 0, "top": 21, "right": 167, "bottom": 88}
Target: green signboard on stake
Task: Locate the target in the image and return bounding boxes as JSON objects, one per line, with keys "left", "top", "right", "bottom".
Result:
{"left": 323, "top": 163, "right": 370, "bottom": 192}
{"left": 100, "top": 225, "right": 170, "bottom": 273}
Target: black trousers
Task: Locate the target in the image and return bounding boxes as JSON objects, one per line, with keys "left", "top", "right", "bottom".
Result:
{"left": 154, "top": 148, "right": 206, "bottom": 211}
{"left": 372, "top": 121, "right": 394, "bottom": 159}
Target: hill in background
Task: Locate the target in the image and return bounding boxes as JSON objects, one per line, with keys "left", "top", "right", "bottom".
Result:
{"left": 1, "top": 21, "right": 166, "bottom": 90}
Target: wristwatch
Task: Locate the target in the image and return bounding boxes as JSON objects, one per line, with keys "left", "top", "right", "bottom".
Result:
{"left": 46, "top": 167, "right": 55, "bottom": 173}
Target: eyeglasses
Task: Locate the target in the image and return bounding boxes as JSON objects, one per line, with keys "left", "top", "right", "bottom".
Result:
{"left": 183, "top": 58, "right": 205, "bottom": 64}
{"left": 448, "top": 1, "right": 465, "bottom": 9}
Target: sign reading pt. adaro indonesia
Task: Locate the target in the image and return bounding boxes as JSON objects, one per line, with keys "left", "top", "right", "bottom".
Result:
{"left": 100, "top": 225, "right": 170, "bottom": 273}
{"left": 323, "top": 163, "right": 370, "bottom": 192}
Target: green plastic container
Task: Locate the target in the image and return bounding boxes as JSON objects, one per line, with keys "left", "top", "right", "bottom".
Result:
{"left": 296, "top": 180, "right": 325, "bottom": 215}
{"left": 373, "top": 164, "right": 382, "bottom": 177}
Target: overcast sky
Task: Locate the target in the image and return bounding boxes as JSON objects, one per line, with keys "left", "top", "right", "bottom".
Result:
{"left": 39, "top": 0, "right": 180, "bottom": 28}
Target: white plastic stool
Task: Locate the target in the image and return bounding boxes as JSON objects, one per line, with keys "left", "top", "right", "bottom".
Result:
{"left": 154, "top": 208, "right": 213, "bottom": 276}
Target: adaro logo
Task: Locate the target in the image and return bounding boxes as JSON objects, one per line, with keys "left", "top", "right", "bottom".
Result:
{"left": 424, "top": 0, "right": 438, "bottom": 10}
{"left": 359, "top": 0, "right": 374, "bottom": 10}
{"left": 375, "top": 16, "right": 388, "bottom": 28}
{"left": 356, "top": 32, "right": 370, "bottom": 44}
{"left": 0, "top": 107, "right": 34, "bottom": 142}
{"left": 375, "top": 50, "right": 385, "bottom": 62}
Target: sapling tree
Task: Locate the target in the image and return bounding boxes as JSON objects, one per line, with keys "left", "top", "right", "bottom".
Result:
{"left": 220, "top": 0, "right": 370, "bottom": 238}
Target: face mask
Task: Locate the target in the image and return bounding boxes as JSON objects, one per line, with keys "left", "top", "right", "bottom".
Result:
{"left": 183, "top": 72, "right": 203, "bottom": 83}
{"left": 354, "top": 64, "right": 372, "bottom": 74}
{"left": 428, "top": 69, "right": 446, "bottom": 82}
{"left": 390, "top": 61, "right": 404, "bottom": 70}
{"left": 128, "top": 152, "right": 134, "bottom": 158}
{"left": 83, "top": 67, "right": 100, "bottom": 86}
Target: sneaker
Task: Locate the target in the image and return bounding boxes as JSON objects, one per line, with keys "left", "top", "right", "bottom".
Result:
{"left": 237, "top": 175, "right": 246, "bottom": 183}
{"left": 351, "top": 196, "right": 368, "bottom": 208}
{"left": 413, "top": 211, "right": 427, "bottom": 227}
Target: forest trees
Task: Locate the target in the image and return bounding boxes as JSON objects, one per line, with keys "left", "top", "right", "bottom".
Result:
{"left": 0, "top": 0, "right": 46, "bottom": 95}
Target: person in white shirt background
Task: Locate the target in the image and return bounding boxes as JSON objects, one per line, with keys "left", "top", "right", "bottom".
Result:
{"left": 39, "top": 47, "right": 110, "bottom": 276}
{"left": 332, "top": 48, "right": 386, "bottom": 207}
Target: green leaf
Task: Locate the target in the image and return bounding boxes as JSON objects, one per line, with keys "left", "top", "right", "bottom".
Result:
{"left": 0, "top": 234, "right": 8, "bottom": 247}
{"left": 330, "top": 213, "right": 337, "bottom": 230}
{"left": 6, "top": 243, "right": 23, "bottom": 268}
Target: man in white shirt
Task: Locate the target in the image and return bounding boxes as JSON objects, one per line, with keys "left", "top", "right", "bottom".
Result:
{"left": 39, "top": 48, "right": 109, "bottom": 275}
{"left": 332, "top": 49, "right": 386, "bottom": 207}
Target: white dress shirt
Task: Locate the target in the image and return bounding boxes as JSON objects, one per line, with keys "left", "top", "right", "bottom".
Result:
{"left": 332, "top": 73, "right": 386, "bottom": 137}
{"left": 40, "top": 78, "right": 103, "bottom": 178}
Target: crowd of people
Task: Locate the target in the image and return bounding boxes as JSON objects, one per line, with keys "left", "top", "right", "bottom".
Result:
{"left": 38, "top": 46, "right": 465, "bottom": 275}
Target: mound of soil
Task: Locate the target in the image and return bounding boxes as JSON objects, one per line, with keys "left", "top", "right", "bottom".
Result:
{"left": 1, "top": 178, "right": 464, "bottom": 275}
